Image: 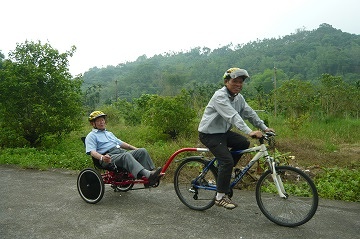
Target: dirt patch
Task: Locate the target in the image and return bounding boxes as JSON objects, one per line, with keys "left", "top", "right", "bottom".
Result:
{"left": 231, "top": 138, "right": 359, "bottom": 186}
{"left": 273, "top": 138, "right": 359, "bottom": 169}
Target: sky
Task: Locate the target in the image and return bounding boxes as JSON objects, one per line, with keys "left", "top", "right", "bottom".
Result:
{"left": 2, "top": 0, "right": 359, "bottom": 76}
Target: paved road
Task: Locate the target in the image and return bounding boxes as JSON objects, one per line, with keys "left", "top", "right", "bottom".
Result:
{"left": 1, "top": 165, "right": 359, "bottom": 239}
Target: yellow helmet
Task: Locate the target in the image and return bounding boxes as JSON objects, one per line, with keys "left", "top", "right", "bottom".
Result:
{"left": 88, "top": 111, "right": 107, "bottom": 122}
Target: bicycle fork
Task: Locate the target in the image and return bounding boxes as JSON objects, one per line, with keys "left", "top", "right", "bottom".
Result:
{"left": 268, "top": 158, "right": 288, "bottom": 198}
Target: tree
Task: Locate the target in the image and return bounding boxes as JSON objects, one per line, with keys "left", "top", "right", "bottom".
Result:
{"left": 0, "top": 41, "right": 83, "bottom": 147}
{"left": 0, "top": 51, "right": 4, "bottom": 69}
{"left": 276, "top": 79, "right": 316, "bottom": 118}
{"left": 84, "top": 84, "right": 102, "bottom": 110}
{"left": 143, "top": 90, "right": 196, "bottom": 139}
{"left": 319, "top": 74, "right": 359, "bottom": 118}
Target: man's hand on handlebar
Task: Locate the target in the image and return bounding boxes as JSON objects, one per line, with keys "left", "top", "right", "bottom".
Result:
{"left": 249, "top": 128, "right": 276, "bottom": 139}
{"left": 249, "top": 130, "right": 263, "bottom": 139}
{"left": 265, "top": 128, "right": 275, "bottom": 133}
{"left": 264, "top": 128, "right": 276, "bottom": 137}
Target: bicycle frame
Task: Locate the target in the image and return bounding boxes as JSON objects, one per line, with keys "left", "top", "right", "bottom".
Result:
{"left": 231, "top": 146, "right": 287, "bottom": 198}
{"left": 186, "top": 137, "right": 288, "bottom": 198}
{"left": 189, "top": 145, "right": 268, "bottom": 192}
{"left": 230, "top": 145, "right": 267, "bottom": 188}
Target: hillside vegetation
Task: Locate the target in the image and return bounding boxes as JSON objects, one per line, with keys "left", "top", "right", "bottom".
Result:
{"left": 81, "top": 23, "right": 360, "bottom": 105}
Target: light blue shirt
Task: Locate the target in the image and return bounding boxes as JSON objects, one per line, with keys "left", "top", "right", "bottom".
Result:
{"left": 85, "top": 129, "right": 123, "bottom": 155}
{"left": 198, "top": 86, "right": 267, "bottom": 134}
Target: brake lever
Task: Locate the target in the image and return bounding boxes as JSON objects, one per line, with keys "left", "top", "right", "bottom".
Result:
{"left": 266, "top": 131, "right": 276, "bottom": 137}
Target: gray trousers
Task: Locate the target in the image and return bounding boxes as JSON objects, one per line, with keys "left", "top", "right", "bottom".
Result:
{"left": 105, "top": 148, "right": 155, "bottom": 177}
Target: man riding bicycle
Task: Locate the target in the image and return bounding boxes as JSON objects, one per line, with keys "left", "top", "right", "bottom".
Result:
{"left": 198, "top": 67, "right": 275, "bottom": 209}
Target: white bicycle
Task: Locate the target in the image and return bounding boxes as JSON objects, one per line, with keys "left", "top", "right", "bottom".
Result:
{"left": 173, "top": 132, "right": 319, "bottom": 227}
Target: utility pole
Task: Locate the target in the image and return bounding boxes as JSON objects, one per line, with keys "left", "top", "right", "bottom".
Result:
{"left": 115, "top": 80, "right": 118, "bottom": 101}
{"left": 273, "top": 65, "right": 277, "bottom": 117}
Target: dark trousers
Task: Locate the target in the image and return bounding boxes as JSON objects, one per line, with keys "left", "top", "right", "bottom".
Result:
{"left": 199, "top": 131, "right": 250, "bottom": 193}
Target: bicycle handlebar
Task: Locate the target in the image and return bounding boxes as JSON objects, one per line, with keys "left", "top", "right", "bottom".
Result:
{"left": 251, "top": 131, "right": 276, "bottom": 139}
{"left": 265, "top": 131, "right": 276, "bottom": 137}
{"left": 261, "top": 131, "right": 276, "bottom": 144}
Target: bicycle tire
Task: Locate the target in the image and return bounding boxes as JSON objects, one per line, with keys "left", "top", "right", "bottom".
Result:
{"left": 115, "top": 183, "right": 134, "bottom": 192}
{"left": 77, "top": 168, "right": 105, "bottom": 204}
{"left": 256, "top": 166, "right": 318, "bottom": 227}
{"left": 113, "top": 172, "right": 135, "bottom": 192}
{"left": 174, "top": 157, "right": 218, "bottom": 211}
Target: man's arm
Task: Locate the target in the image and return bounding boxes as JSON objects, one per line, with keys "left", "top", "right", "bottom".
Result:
{"left": 90, "top": 150, "right": 111, "bottom": 164}
{"left": 120, "top": 142, "right": 138, "bottom": 150}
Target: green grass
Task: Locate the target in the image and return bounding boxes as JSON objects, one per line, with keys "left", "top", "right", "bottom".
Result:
{"left": 0, "top": 137, "right": 91, "bottom": 171}
{"left": 270, "top": 116, "right": 360, "bottom": 144}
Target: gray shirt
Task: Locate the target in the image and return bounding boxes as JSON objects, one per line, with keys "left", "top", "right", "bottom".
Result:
{"left": 198, "top": 86, "right": 268, "bottom": 134}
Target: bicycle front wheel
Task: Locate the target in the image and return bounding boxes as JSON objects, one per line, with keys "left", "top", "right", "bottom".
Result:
{"left": 256, "top": 166, "right": 318, "bottom": 227}
{"left": 174, "top": 157, "right": 218, "bottom": 211}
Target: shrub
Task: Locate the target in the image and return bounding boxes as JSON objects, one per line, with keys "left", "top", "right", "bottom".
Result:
{"left": 143, "top": 90, "right": 196, "bottom": 139}
{"left": 314, "top": 167, "right": 360, "bottom": 202}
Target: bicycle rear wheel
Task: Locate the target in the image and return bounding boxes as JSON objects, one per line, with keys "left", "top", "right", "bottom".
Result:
{"left": 174, "top": 157, "right": 217, "bottom": 211}
{"left": 256, "top": 166, "right": 318, "bottom": 227}
{"left": 77, "top": 168, "right": 105, "bottom": 204}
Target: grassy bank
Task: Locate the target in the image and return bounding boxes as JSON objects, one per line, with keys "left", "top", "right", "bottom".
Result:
{"left": 0, "top": 117, "right": 359, "bottom": 202}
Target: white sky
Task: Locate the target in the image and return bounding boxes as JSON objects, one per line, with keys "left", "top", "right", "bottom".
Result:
{"left": 2, "top": 0, "right": 359, "bottom": 76}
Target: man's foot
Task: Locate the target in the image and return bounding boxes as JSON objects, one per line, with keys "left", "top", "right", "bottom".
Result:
{"left": 148, "top": 167, "right": 162, "bottom": 186}
{"left": 214, "top": 195, "right": 238, "bottom": 209}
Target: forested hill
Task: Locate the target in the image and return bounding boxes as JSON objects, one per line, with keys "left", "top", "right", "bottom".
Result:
{"left": 82, "top": 23, "right": 360, "bottom": 102}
